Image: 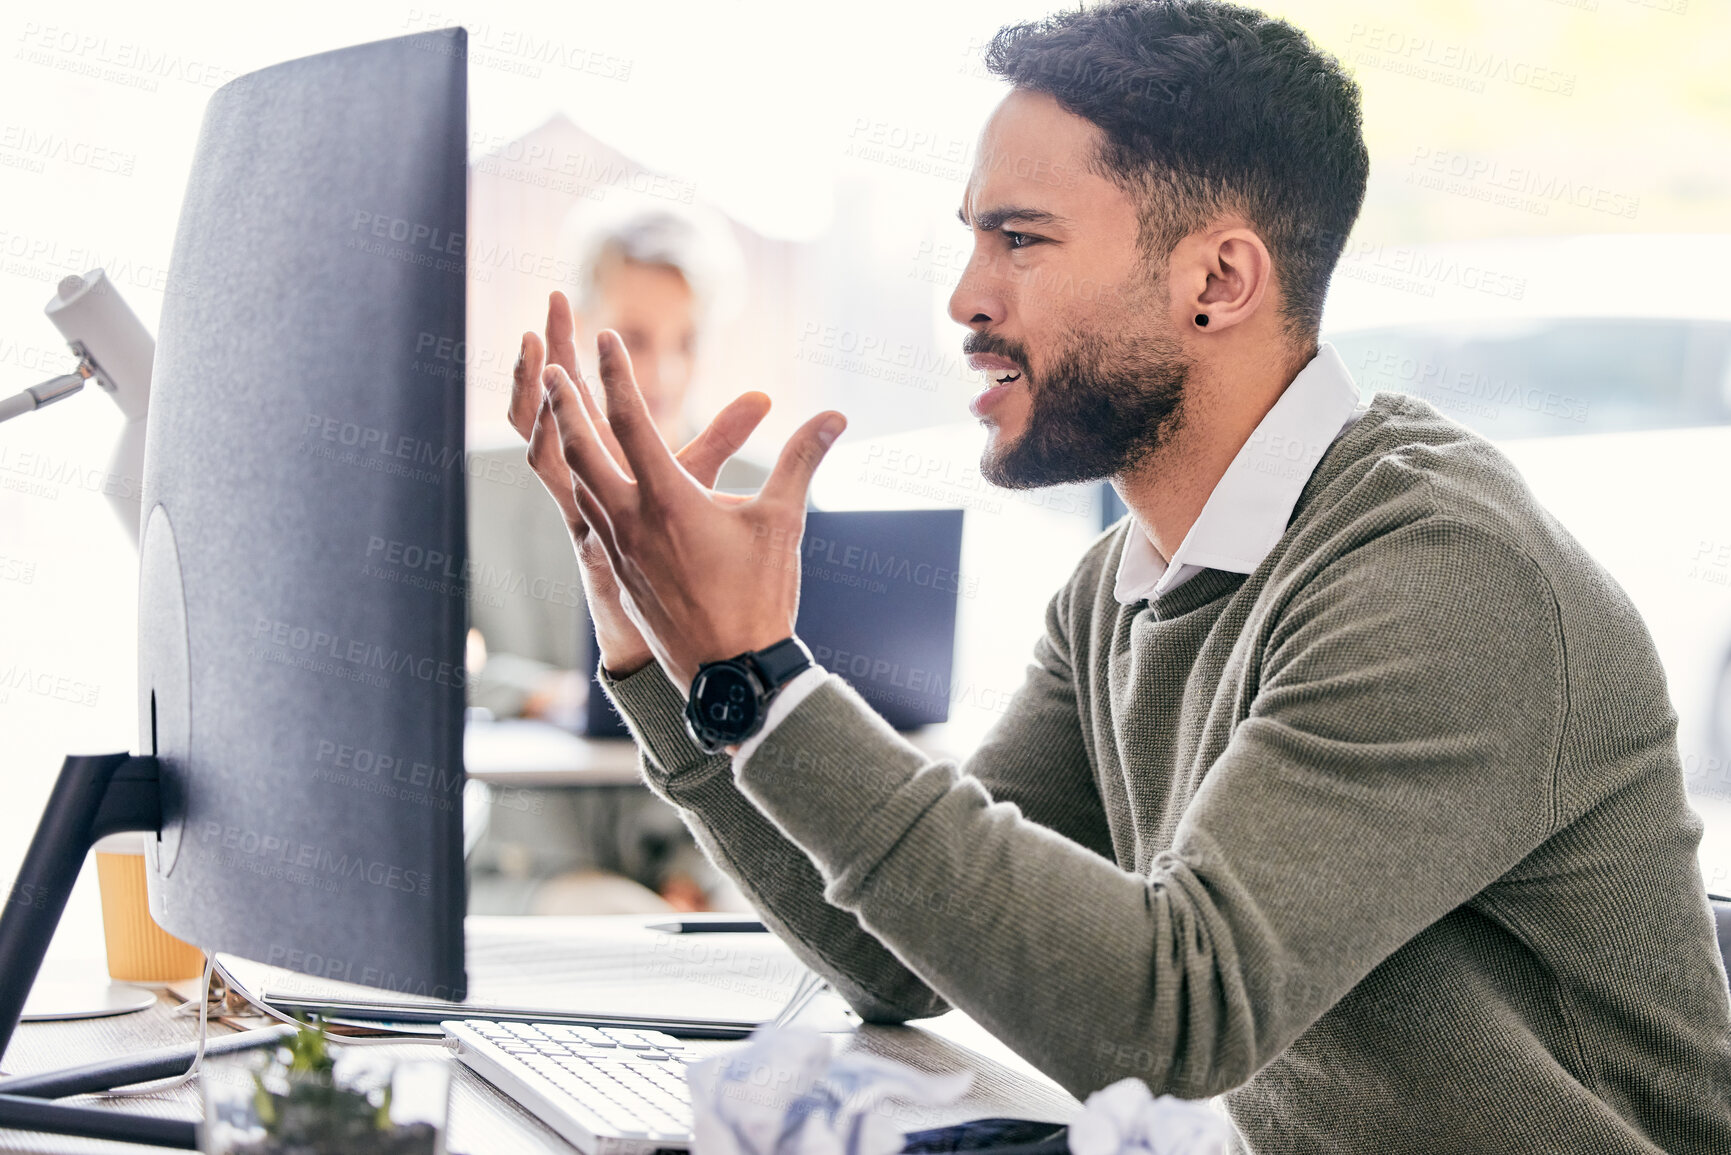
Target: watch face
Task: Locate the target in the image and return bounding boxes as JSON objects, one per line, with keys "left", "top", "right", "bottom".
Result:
{"left": 692, "top": 662, "right": 761, "bottom": 740}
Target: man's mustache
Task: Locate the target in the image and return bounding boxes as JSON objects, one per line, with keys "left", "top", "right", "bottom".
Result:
{"left": 961, "top": 332, "right": 1032, "bottom": 378}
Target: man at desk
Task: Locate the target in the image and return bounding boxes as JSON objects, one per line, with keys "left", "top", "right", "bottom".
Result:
{"left": 468, "top": 209, "right": 761, "bottom": 914}
{"left": 505, "top": 1, "right": 1731, "bottom": 1150}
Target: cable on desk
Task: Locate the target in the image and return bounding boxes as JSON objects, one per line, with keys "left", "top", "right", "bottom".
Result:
{"left": 771, "top": 970, "right": 828, "bottom": 1029}
{"left": 86, "top": 952, "right": 215, "bottom": 1100}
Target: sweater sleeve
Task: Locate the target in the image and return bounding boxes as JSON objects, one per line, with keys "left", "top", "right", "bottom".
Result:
{"left": 729, "top": 517, "right": 1567, "bottom": 1100}
{"left": 596, "top": 588, "right": 1108, "bottom": 1024}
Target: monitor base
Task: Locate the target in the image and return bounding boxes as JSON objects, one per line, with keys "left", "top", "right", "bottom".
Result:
{"left": 20, "top": 979, "right": 157, "bottom": 1023}
{"left": 0, "top": 752, "right": 199, "bottom": 1149}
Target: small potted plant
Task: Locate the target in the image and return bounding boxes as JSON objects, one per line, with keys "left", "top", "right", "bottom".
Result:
{"left": 203, "top": 1021, "right": 447, "bottom": 1155}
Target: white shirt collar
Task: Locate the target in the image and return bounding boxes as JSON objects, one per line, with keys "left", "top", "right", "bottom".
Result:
{"left": 1113, "top": 342, "right": 1362, "bottom": 605}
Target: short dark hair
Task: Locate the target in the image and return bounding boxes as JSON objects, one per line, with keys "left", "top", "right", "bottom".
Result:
{"left": 985, "top": 0, "right": 1368, "bottom": 342}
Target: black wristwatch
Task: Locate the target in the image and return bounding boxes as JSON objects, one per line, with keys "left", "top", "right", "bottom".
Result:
{"left": 683, "top": 637, "right": 815, "bottom": 755}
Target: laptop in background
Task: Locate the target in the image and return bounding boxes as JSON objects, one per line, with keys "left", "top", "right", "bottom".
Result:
{"left": 585, "top": 509, "right": 964, "bottom": 735}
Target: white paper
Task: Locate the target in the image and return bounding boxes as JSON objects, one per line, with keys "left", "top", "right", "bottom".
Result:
{"left": 687, "top": 1027, "right": 973, "bottom": 1155}
{"left": 1067, "top": 1078, "right": 1231, "bottom": 1155}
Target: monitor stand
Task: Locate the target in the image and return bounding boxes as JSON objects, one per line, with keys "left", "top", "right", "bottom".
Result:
{"left": 0, "top": 752, "right": 200, "bottom": 1149}
{"left": 20, "top": 978, "right": 157, "bottom": 1023}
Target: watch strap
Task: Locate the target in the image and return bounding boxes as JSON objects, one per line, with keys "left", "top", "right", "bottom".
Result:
{"left": 748, "top": 636, "right": 814, "bottom": 691}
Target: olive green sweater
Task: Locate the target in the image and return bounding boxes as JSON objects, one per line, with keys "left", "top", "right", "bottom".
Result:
{"left": 601, "top": 391, "right": 1731, "bottom": 1153}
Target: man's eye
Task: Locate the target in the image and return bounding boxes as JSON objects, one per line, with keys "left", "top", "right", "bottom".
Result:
{"left": 1003, "top": 230, "right": 1035, "bottom": 249}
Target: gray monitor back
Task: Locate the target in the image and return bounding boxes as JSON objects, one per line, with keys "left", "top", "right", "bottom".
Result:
{"left": 138, "top": 30, "right": 468, "bottom": 999}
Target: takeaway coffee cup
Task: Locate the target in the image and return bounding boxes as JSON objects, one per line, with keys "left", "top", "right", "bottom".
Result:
{"left": 92, "top": 832, "right": 205, "bottom": 983}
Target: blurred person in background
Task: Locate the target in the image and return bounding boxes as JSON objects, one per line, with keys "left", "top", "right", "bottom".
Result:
{"left": 467, "top": 208, "right": 761, "bottom": 915}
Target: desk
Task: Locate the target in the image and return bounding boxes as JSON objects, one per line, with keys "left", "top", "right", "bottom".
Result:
{"left": 463, "top": 722, "right": 996, "bottom": 914}
{"left": 0, "top": 917, "right": 1081, "bottom": 1155}
{"left": 463, "top": 721, "right": 987, "bottom": 790}
{"left": 462, "top": 724, "right": 991, "bottom": 913}
{"left": 464, "top": 720, "right": 644, "bottom": 788}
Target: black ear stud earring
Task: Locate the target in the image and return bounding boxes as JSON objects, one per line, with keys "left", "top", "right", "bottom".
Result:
{"left": 1194, "top": 314, "right": 1209, "bottom": 327}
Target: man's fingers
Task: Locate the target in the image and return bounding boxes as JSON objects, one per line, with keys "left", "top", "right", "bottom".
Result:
{"left": 566, "top": 349, "right": 633, "bottom": 478}
{"left": 761, "top": 411, "right": 847, "bottom": 508}
{"left": 571, "top": 477, "right": 620, "bottom": 567}
{"left": 677, "top": 392, "right": 773, "bottom": 488}
{"left": 552, "top": 304, "right": 623, "bottom": 473}
{"left": 553, "top": 358, "right": 632, "bottom": 481}
{"left": 508, "top": 331, "right": 547, "bottom": 441}
{"left": 595, "top": 330, "right": 680, "bottom": 493}
{"left": 545, "top": 291, "right": 581, "bottom": 381}
{"left": 546, "top": 363, "right": 636, "bottom": 511}
{"left": 526, "top": 391, "right": 583, "bottom": 527}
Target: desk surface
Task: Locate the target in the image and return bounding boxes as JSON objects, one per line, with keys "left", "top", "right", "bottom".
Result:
{"left": 0, "top": 917, "right": 1080, "bottom": 1155}
{"left": 464, "top": 719, "right": 645, "bottom": 787}
{"left": 464, "top": 720, "right": 985, "bottom": 788}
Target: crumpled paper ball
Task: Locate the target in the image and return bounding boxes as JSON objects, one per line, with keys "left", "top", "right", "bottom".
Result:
{"left": 1066, "top": 1078, "right": 1231, "bottom": 1155}
{"left": 686, "top": 1027, "right": 973, "bottom": 1155}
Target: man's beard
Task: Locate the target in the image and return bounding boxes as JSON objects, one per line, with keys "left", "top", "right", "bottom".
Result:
{"left": 968, "top": 326, "right": 1192, "bottom": 489}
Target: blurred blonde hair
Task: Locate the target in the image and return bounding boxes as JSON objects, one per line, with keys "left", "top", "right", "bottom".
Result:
{"left": 557, "top": 201, "right": 747, "bottom": 338}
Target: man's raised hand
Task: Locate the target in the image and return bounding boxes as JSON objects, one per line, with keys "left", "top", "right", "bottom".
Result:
{"left": 507, "top": 290, "right": 772, "bottom": 677}
{"left": 549, "top": 328, "right": 845, "bottom": 691}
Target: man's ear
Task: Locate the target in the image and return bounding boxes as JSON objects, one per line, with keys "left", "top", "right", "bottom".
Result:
{"left": 1174, "top": 223, "right": 1274, "bottom": 334}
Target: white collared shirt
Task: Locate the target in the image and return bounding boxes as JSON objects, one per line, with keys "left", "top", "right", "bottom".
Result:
{"left": 735, "top": 342, "right": 1364, "bottom": 767}
{"left": 1114, "top": 342, "right": 1362, "bottom": 604}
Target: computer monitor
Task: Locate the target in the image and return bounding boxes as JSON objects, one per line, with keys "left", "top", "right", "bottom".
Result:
{"left": 585, "top": 509, "right": 964, "bottom": 735}
{"left": 0, "top": 29, "right": 471, "bottom": 1146}
{"left": 137, "top": 29, "right": 469, "bottom": 999}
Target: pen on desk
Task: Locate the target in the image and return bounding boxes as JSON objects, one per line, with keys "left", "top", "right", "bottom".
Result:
{"left": 646, "top": 919, "right": 769, "bottom": 934}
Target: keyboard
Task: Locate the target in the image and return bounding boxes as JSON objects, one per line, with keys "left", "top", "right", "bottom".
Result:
{"left": 443, "top": 1019, "right": 699, "bottom": 1154}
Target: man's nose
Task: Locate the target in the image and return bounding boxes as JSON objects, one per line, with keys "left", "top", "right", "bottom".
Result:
{"left": 948, "top": 247, "right": 1006, "bottom": 330}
